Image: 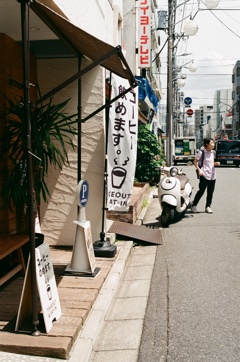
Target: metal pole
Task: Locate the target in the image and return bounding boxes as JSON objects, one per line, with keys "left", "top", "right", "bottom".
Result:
{"left": 100, "top": 75, "right": 111, "bottom": 243}
{"left": 238, "top": 102, "right": 240, "bottom": 139}
{"left": 77, "top": 56, "right": 82, "bottom": 184}
{"left": 93, "top": 74, "right": 117, "bottom": 258}
{"left": 18, "top": 0, "right": 40, "bottom": 335}
{"left": 166, "top": 0, "right": 174, "bottom": 166}
{"left": 232, "top": 111, "right": 235, "bottom": 140}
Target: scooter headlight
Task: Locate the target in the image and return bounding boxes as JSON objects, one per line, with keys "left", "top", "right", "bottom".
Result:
{"left": 170, "top": 167, "right": 178, "bottom": 177}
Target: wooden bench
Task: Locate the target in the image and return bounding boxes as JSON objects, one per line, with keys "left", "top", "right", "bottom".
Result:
{"left": 0, "top": 234, "right": 29, "bottom": 286}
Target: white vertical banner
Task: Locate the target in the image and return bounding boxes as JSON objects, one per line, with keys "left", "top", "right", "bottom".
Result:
{"left": 107, "top": 74, "right": 138, "bottom": 211}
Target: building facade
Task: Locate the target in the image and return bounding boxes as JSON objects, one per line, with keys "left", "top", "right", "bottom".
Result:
{"left": 232, "top": 60, "right": 240, "bottom": 139}
{"left": 0, "top": 0, "right": 162, "bottom": 245}
{"left": 212, "top": 89, "right": 232, "bottom": 141}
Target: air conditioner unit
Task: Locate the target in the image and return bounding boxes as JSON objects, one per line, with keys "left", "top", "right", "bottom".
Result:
{"left": 157, "top": 11, "right": 167, "bottom": 30}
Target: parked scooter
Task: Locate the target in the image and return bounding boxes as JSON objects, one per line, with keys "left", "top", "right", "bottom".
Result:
{"left": 158, "top": 163, "right": 192, "bottom": 227}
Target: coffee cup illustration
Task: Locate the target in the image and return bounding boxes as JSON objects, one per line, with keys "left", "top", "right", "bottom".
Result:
{"left": 46, "top": 283, "right": 52, "bottom": 300}
{"left": 111, "top": 166, "right": 127, "bottom": 188}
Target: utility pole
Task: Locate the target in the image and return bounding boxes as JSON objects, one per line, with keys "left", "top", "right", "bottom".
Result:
{"left": 166, "top": 0, "right": 175, "bottom": 166}
{"left": 238, "top": 96, "right": 240, "bottom": 140}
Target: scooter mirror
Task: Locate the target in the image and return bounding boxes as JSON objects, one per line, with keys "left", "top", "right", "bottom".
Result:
{"left": 170, "top": 167, "right": 178, "bottom": 177}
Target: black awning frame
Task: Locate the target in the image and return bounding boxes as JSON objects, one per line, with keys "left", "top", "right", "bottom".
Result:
{"left": 31, "top": 0, "right": 138, "bottom": 121}
{"left": 30, "top": 0, "right": 136, "bottom": 84}
{"left": 35, "top": 45, "right": 138, "bottom": 121}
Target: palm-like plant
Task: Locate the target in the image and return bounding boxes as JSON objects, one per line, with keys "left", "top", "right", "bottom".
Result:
{"left": 0, "top": 93, "right": 78, "bottom": 212}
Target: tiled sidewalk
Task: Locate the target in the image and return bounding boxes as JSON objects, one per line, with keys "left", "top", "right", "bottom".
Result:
{"left": 0, "top": 241, "right": 132, "bottom": 360}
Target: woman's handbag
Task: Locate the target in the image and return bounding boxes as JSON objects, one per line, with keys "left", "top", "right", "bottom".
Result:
{"left": 196, "top": 150, "right": 205, "bottom": 179}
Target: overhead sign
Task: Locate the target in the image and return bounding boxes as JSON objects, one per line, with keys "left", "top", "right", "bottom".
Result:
{"left": 184, "top": 97, "right": 192, "bottom": 106}
{"left": 138, "top": 0, "right": 151, "bottom": 68}
{"left": 186, "top": 108, "right": 194, "bottom": 116}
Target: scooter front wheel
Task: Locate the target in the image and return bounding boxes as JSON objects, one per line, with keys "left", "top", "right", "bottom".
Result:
{"left": 161, "top": 205, "right": 175, "bottom": 227}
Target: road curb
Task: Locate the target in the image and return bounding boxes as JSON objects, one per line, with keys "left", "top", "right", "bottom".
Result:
{"left": 68, "top": 240, "right": 133, "bottom": 362}
{"left": 135, "top": 186, "right": 158, "bottom": 226}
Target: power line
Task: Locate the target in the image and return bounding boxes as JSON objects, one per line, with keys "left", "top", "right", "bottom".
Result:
{"left": 160, "top": 73, "right": 233, "bottom": 76}
{"left": 199, "top": 1, "right": 240, "bottom": 40}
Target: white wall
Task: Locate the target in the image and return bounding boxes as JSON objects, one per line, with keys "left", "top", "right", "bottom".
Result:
{"left": 37, "top": 0, "right": 123, "bottom": 245}
{"left": 56, "top": 0, "right": 115, "bottom": 45}
{"left": 38, "top": 57, "right": 105, "bottom": 245}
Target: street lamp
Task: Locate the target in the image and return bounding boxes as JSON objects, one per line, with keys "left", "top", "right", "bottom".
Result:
{"left": 166, "top": 3, "right": 198, "bottom": 166}
{"left": 175, "top": 60, "right": 197, "bottom": 73}
{"left": 164, "top": 0, "right": 221, "bottom": 165}
{"left": 183, "top": 19, "right": 198, "bottom": 36}
{"left": 177, "top": 52, "right": 193, "bottom": 57}
{"left": 204, "top": 0, "right": 220, "bottom": 9}
{"left": 188, "top": 62, "right": 197, "bottom": 73}
{"left": 177, "top": 78, "right": 186, "bottom": 87}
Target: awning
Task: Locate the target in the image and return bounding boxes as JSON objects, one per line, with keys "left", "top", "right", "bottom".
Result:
{"left": 30, "top": 0, "right": 137, "bottom": 88}
{"left": 136, "top": 76, "right": 159, "bottom": 112}
{"left": 138, "top": 110, "right": 148, "bottom": 125}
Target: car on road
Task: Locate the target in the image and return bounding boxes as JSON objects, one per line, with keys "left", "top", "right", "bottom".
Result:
{"left": 215, "top": 140, "right": 240, "bottom": 167}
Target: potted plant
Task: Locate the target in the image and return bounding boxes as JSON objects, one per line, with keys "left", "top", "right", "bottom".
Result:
{"left": 0, "top": 92, "right": 78, "bottom": 233}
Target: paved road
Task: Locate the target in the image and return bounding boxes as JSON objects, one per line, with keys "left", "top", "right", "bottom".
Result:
{"left": 139, "top": 165, "right": 240, "bottom": 362}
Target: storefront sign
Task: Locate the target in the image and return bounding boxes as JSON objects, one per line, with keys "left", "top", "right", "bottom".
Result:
{"left": 16, "top": 243, "right": 61, "bottom": 333}
{"left": 35, "top": 243, "right": 61, "bottom": 332}
{"left": 138, "top": 0, "right": 151, "bottom": 68}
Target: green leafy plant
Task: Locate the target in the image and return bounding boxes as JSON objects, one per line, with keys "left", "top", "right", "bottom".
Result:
{"left": 0, "top": 93, "right": 78, "bottom": 212}
{"left": 135, "top": 124, "right": 165, "bottom": 185}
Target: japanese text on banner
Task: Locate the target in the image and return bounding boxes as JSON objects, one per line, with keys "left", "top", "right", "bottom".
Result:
{"left": 107, "top": 75, "right": 138, "bottom": 211}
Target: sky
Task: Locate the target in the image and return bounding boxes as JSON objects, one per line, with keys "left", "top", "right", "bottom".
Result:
{"left": 157, "top": 0, "right": 240, "bottom": 110}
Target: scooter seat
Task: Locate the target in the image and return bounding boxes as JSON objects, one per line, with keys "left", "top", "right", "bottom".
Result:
{"left": 176, "top": 175, "right": 189, "bottom": 190}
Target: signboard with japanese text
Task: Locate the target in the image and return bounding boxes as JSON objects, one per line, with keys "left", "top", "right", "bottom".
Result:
{"left": 107, "top": 74, "right": 138, "bottom": 211}
{"left": 35, "top": 243, "right": 61, "bottom": 332}
{"left": 16, "top": 243, "right": 61, "bottom": 333}
{"left": 138, "top": 0, "right": 151, "bottom": 68}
